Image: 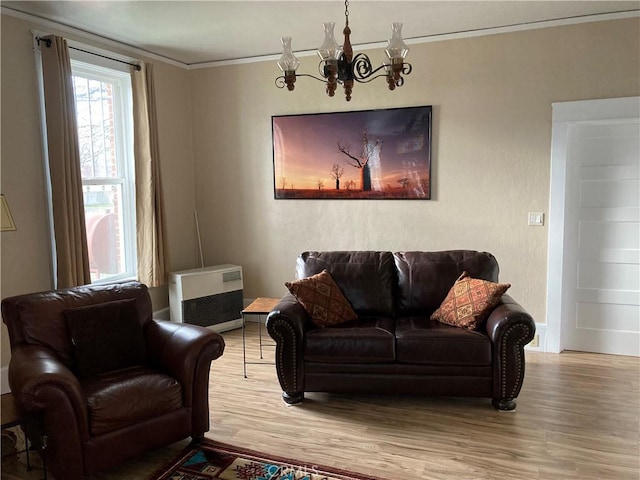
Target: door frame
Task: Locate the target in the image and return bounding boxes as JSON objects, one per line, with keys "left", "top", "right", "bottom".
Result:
{"left": 546, "top": 97, "right": 640, "bottom": 353}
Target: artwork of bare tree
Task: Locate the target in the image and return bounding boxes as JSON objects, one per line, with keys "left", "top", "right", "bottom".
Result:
{"left": 272, "top": 106, "right": 432, "bottom": 199}
{"left": 330, "top": 164, "right": 344, "bottom": 189}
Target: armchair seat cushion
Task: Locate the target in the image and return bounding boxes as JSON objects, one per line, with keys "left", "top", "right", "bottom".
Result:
{"left": 395, "top": 318, "right": 492, "bottom": 366}
{"left": 304, "top": 318, "right": 396, "bottom": 364}
{"left": 83, "top": 365, "right": 182, "bottom": 436}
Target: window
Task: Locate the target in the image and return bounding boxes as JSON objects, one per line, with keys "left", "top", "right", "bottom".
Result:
{"left": 70, "top": 59, "right": 137, "bottom": 283}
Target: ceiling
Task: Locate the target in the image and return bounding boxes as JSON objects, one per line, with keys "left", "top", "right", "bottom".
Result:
{"left": 2, "top": 1, "right": 639, "bottom": 67}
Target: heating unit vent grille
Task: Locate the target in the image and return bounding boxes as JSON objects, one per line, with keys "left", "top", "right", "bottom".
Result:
{"left": 181, "top": 290, "right": 243, "bottom": 327}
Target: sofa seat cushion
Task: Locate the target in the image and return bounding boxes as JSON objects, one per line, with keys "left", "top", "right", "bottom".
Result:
{"left": 395, "top": 318, "right": 492, "bottom": 365}
{"left": 304, "top": 317, "right": 396, "bottom": 364}
{"left": 82, "top": 365, "right": 183, "bottom": 436}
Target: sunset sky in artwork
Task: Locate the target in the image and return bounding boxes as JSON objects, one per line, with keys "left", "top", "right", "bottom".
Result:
{"left": 272, "top": 107, "right": 431, "bottom": 191}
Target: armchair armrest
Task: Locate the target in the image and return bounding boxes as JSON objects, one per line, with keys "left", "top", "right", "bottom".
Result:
{"left": 485, "top": 294, "right": 536, "bottom": 409}
{"left": 266, "top": 293, "right": 314, "bottom": 403}
{"left": 144, "top": 320, "right": 225, "bottom": 437}
{"left": 145, "top": 319, "right": 225, "bottom": 398}
{"left": 9, "top": 345, "right": 88, "bottom": 479}
{"left": 9, "top": 345, "right": 87, "bottom": 428}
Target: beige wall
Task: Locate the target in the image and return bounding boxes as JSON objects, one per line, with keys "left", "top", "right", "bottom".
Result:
{"left": 0, "top": 14, "right": 198, "bottom": 367}
{"left": 189, "top": 18, "right": 639, "bottom": 325}
{"left": 1, "top": 14, "right": 639, "bottom": 371}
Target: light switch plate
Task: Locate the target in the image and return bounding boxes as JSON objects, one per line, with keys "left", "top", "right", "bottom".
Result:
{"left": 528, "top": 212, "right": 544, "bottom": 226}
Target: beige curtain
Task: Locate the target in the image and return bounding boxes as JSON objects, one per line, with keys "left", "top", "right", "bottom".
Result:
{"left": 40, "top": 35, "right": 92, "bottom": 288}
{"left": 131, "top": 63, "right": 169, "bottom": 287}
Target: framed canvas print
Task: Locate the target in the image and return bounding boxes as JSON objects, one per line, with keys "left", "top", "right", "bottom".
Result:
{"left": 272, "top": 105, "right": 432, "bottom": 199}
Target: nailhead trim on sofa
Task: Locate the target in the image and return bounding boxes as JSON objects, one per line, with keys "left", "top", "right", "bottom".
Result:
{"left": 271, "top": 318, "right": 298, "bottom": 392}
{"left": 500, "top": 323, "right": 531, "bottom": 399}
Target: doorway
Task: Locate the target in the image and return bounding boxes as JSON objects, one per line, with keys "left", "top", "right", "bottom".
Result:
{"left": 546, "top": 97, "right": 639, "bottom": 356}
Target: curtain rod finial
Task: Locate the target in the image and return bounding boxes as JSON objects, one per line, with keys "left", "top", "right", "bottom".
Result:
{"left": 36, "top": 37, "right": 52, "bottom": 48}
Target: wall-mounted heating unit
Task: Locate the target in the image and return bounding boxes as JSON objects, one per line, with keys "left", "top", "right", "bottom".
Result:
{"left": 169, "top": 264, "right": 243, "bottom": 332}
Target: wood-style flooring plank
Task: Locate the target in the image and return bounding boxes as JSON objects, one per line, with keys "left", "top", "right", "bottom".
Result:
{"left": 2, "top": 322, "right": 638, "bottom": 479}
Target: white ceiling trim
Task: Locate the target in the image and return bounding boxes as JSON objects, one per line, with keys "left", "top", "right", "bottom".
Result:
{"left": 1, "top": 6, "right": 186, "bottom": 69}
{"left": 188, "top": 10, "right": 640, "bottom": 69}
{"left": 3, "top": 6, "right": 638, "bottom": 72}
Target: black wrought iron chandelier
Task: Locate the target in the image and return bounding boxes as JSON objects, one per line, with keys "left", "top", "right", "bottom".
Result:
{"left": 275, "top": 0, "right": 412, "bottom": 101}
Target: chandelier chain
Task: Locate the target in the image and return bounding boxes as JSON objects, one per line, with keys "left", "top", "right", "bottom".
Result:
{"left": 344, "top": 0, "right": 349, "bottom": 26}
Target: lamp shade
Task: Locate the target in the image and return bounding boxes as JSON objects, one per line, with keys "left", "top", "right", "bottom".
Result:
{"left": 317, "top": 22, "right": 342, "bottom": 61}
{"left": 384, "top": 22, "right": 409, "bottom": 60}
{"left": 277, "top": 37, "right": 300, "bottom": 72}
{"left": 1, "top": 194, "right": 16, "bottom": 231}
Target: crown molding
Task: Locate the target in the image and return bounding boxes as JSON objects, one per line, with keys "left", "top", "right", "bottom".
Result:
{"left": 188, "top": 10, "right": 639, "bottom": 70}
{"left": 1, "top": 6, "right": 187, "bottom": 69}
{"left": 3, "top": 6, "right": 638, "bottom": 71}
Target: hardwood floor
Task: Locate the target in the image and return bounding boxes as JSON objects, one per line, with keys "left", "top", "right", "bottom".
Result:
{"left": 2, "top": 322, "right": 639, "bottom": 479}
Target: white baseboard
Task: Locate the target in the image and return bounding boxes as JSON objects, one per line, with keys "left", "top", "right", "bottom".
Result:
{"left": 152, "top": 307, "right": 171, "bottom": 321}
{"left": 1, "top": 366, "right": 10, "bottom": 394}
{"left": 525, "top": 323, "right": 546, "bottom": 352}
{"left": 207, "top": 318, "right": 243, "bottom": 333}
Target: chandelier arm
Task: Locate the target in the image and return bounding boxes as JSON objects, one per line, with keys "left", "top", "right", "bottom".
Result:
{"left": 401, "top": 63, "right": 413, "bottom": 75}
{"left": 297, "top": 73, "right": 331, "bottom": 83}
{"left": 351, "top": 54, "right": 385, "bottom": 81}
{"left": 350, "top": 55, "right": 413, "bottom": 83}
{"left": 276, "top": 73, "right": 332, "bottom": 89}
{"left": 353, "top": 73, "right": 391, "bottom": 84}
{"left": 317, "top": 59, "right": 326, "bottom": 78}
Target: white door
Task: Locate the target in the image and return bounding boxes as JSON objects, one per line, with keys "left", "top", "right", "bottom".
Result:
{"left": 547, "top": 97, "right": 640, "bottom": 356}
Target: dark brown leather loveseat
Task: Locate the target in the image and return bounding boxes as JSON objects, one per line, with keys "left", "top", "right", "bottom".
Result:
{"left": 266, "top": 251, "right": 535, "bottom": 410}
{"left": 2, "top": 281, "right": 225, "bottom": 480}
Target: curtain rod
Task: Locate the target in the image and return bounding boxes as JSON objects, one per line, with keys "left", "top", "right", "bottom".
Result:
{"left": 36, "top": 37, "right": 141, "bottom": 71}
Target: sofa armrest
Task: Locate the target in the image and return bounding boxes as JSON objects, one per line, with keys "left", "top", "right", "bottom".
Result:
{"left": 145, "top": 320, "right": 225, "bottom": 436}
{"left": 266, "top": 293, "right": 314, "bottom": 401}
{"left": 9, "top": 345, "right": 88, "bottom": 479}
{"left": 485, "top": 294, "right": 536, "bottom": 408}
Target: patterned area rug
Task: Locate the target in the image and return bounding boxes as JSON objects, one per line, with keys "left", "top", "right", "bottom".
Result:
{"left": 150, "top": 439, "right": 387, "bottom": 480}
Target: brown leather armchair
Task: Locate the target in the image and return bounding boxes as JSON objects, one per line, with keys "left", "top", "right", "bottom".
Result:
{"left": 2, "top": 281, "right": 225, "bottom": 480}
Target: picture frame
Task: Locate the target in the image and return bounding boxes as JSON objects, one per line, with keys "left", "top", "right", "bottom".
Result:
{"left": 272, "top": 105, "right": 432, "bottom": 200}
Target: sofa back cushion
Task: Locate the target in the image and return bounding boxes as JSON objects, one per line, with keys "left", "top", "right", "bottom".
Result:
{"left": 394, "top": 251, "right": 499, "bottom": 315}
{"left": 296, "top": 251, "right": 396, "bottom": 317}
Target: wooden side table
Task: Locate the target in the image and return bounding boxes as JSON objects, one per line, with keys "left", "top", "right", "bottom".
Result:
{"left": 241, "top": 297, "right": 280, "bottom": 377}
{"left": 1, "top": 392, "right": 47, "bottom": 479}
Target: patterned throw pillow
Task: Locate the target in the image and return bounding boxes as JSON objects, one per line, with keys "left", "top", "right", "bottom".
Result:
{"left": 285, "top": 270, "right": 358, "bottom": 327}
{"left": 431, "top": 271, "right": 510, "bottom": 330}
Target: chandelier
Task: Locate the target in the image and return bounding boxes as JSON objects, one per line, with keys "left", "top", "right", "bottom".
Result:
{"left": 275, "top": 0, "right": 411, "bottom": 101}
